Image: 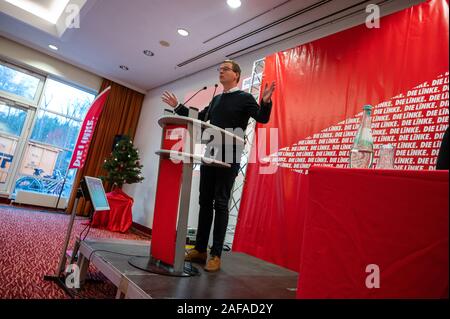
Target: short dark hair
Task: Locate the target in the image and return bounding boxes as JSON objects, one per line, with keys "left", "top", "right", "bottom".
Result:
{"left": 223, "top": 59, "right": 241, "bottom": 83}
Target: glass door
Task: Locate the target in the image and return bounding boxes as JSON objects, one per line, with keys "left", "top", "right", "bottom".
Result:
{"left": 11, "top": 78, "right": 95, "bottom": 200}
{"left": 0, "top": 99, "right": 34, "bottom": 194}
{"left": 0, "top": 62, "right": 95, "bottom": 201}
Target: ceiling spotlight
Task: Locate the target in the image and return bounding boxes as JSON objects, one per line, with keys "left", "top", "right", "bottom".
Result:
{"left": 177, "top": 29, "right": 189, "bottom": 37}
{"left": 119, "top": 65, "right": 129, "bottom": 71}
{"left": 227, "top": 0, "right": 242, "bottom": 9}
{"left": 48, "top": 44, "right": 58, "bottom": 50}
{"left": 143, "top": 50, "right": 155, "bottom": 56}
{"left": 159, "top": 40, "right": 170, "bottom": 47}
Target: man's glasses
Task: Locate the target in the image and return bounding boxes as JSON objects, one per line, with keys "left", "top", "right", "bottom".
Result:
{"left": 217, "top": 66, "right": 234, "bottom": 72}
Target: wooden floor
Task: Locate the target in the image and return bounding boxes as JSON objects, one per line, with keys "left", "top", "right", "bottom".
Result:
{"left": 79, "top": 239, "right": 298, "bottom": 299}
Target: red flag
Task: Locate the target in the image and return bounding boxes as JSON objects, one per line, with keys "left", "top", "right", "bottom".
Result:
{"left": 69, "top": 86, "right": 111, "bottom": 169}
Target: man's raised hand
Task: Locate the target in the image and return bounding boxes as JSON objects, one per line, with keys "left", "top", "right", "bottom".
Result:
{"left": 161, "top": 91, "right": 179, "bottom": 108}
{"left": 262, "top": 81, "right": 276, "bottom": 103}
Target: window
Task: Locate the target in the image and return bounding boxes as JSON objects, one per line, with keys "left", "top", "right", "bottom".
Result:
{"left": 39, "top": 78, "right": 92, "bottom": 118}
{"left": 31, "top": 111, "right": 82, "bottom": 150}
{"left": 0, "top": 100, "right": 28, "bottom": 186}
{"left": 0, "top": 101, "right": 27, "bottom": 136}
{"left": 0, "top": 63, "right": 43, "bottom": 104}
{"left": 12, "top": 78, "right": 95, "bottom": 198}
{"left": 0, "top": 60, "right": 97, "bottom": 203}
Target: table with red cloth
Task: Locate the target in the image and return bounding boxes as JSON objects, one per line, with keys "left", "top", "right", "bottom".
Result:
{"left": 297, "top": 166, "right": 448, "bottom": 299}
{"left": 90, "top": 188, "right": 133, "bottom": 233}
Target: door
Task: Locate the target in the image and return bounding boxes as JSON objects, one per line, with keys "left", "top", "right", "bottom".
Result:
{"left": 0, "top": 99, "right": 34, "bottom": 194}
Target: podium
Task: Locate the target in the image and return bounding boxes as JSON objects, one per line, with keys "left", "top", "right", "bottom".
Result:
{"left": 129, "top": 111, "right": 244, "bottom": 276}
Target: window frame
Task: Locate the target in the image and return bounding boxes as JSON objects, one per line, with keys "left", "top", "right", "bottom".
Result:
{"left": 0, "top": 60, "right": 46, "bottom": 107}
{"left": 0, "top": 59, "right": 98, "bottom": 199}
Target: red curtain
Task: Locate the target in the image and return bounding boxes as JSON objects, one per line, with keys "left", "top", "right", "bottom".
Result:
{"left": 233, "top": 0, "right": 449, "bottom": 271}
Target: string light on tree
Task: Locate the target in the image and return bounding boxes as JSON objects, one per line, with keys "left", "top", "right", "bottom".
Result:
{"left": 101, "top": 135, "right": 144, "bottom": 189}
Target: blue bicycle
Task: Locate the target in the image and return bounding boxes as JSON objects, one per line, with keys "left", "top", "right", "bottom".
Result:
{"left": 14, "top": 168, "right": 69, "bottom": 196}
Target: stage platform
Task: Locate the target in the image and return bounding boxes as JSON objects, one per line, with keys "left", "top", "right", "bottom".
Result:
{"left": 77, "top": 238, "right": 298, "bottom": 299}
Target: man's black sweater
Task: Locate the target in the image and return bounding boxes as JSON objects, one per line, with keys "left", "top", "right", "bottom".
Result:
{"left": 175, "top": 91, "right": 272, "bottom": 165}
{"left": 174, "top": 90, "right": 272, "bottom": 164}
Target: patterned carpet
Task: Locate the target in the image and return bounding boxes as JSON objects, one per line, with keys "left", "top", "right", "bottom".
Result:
{"left": 0, "top": 205, "right": 150, "bottom": 299}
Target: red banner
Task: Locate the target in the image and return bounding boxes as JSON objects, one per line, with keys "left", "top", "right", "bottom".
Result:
{"left": 233, "top": 0, "right": 449, "bottom": 271}
{"left": 69, "top": 86, "right": 111, "bottom": 169}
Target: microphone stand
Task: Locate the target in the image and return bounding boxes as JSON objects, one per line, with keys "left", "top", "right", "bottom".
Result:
{"left": 203, "top": 84, "right": 219, "bottom": 122}
{"left": 171, "top": 86, "right": 207, "bottom": 115}
{"left": 184, "top": 86, "right": 207, "bottom": 106}
{"left": 201, "top": 84, "right": 219, "bottom": 163}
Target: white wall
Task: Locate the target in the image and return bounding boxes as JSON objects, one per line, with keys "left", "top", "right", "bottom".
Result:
{"left": 0, "top": 36, "right": 102, "bottom": 92}
{"left": 124, "top": 0, "right": 424, "bottom": 228}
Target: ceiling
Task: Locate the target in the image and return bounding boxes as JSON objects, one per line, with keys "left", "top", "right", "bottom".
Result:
{"left": 4, "top": 0, "right": 69, "bottom": 23}
{"left": 0, "top": 0, "right": 401, "bottom": 92}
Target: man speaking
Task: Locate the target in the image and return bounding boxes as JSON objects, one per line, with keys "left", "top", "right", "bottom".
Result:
{"left": 162, "top": 60, "right": 275, "bottom": 272}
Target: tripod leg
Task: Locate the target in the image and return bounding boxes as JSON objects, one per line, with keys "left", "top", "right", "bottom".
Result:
{"left": 44, "top": 191, "right": 83, "bottom": 298}
{"left": 55, "top": 197, "right": 79, "bottom": 277}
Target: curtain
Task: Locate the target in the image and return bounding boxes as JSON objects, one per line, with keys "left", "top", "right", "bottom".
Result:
{"left": 67, "top": 79, "right": 144, "bottom": 216}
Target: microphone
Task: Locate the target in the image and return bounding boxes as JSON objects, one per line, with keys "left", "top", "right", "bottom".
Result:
{"left": 204, "top": 84, "right": 219, "bottom": 122}
{"left": 212, "top": 84, "right": 218, "bottom": 100}
{"left": 183, "top": 86, "right": 207, "bottom": 105}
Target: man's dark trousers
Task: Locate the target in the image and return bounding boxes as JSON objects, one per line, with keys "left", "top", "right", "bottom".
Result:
{"left": 194, "top": 163, "right": 239, "bottom": 257}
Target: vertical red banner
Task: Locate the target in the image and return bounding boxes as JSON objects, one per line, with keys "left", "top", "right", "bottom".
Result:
{"left": 69, "top": 86, "right": 111, "bottom": 169}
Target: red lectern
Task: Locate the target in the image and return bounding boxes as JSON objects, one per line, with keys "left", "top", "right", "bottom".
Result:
{"left": 129, "top": 110, "right": 244, "bottom": 276}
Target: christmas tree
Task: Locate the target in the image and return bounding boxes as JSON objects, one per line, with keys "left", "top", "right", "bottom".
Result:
{"left": 101, "top": 135, "right": 144, "bottom": 189}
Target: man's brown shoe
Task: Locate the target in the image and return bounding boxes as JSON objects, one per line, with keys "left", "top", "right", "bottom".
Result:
{"left": 185, "top": 249, "right": 207, "bottom": 263}
{"left": 204, "top": 256, "right": 221, "bottom": 272}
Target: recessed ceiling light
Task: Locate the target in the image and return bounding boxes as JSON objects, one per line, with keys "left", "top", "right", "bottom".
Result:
{"left": 159, "top": 40, "right": 170, "bottom": 47}
{"left": 143, "top": 50, "right": 155, "bottom": 56}
{"left": 48, "top": 44, "right": 58, "bottom": 50}
{"left": 227, "top": 0, "right": 242, "bottom": 9}
{"left": 177, "top": 29, "right": 189, "bottom": 37}
{"left": 119, "top": 65, "right": 129, "bottom": 71}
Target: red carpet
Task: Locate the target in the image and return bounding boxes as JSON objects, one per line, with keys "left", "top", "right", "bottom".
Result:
{"left": 0, "top": 205, "right": 150, "bottom": 299}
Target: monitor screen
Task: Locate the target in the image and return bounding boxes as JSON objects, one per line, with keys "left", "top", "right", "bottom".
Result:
{"left": 83, "top": 176, "right": 110, "bottom": 211}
